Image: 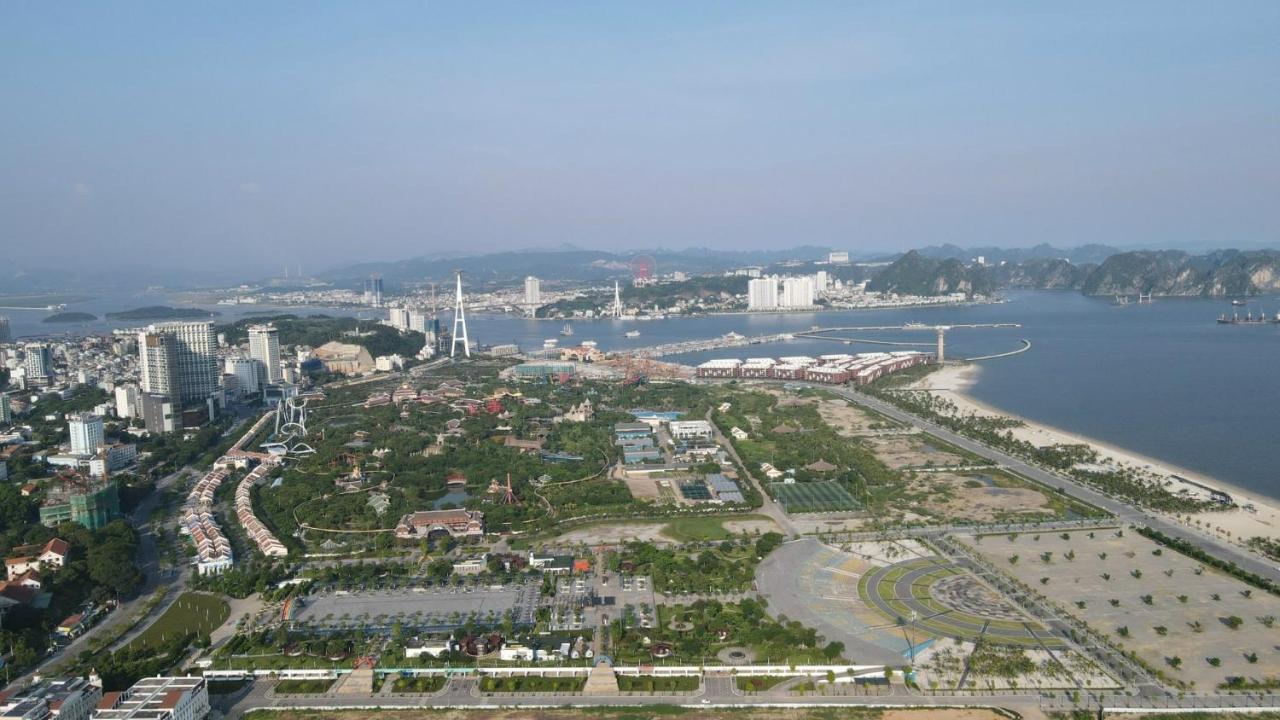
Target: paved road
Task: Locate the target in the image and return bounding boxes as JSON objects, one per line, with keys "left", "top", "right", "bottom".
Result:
{"left": 829, "top": 386, "right": 1280, "bottom": 584}
{"left": 218, "top": 675, "right": 1051, "bottom": 719}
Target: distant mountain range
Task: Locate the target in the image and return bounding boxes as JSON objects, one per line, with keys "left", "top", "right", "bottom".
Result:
{"left": 313, "top": 245, "right": 838, "bottom": 290}
{"left": 870, "top": 249, "right": 1280, "bottom": 298}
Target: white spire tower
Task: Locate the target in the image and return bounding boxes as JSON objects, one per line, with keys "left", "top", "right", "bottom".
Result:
{"left": 613, "top": 281, "right": 622, "bottom": 318}
{"left": 450, "top": 271, "right": 470, "bottom": 358}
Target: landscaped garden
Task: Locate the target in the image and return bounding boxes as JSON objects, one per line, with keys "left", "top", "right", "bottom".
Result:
{"left": 609, "top": 598, "right": 844, "bottom": 665}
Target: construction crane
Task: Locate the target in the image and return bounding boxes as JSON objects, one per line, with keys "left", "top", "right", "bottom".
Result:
{"left": 795, "top": 323, "right": 1021, "bottom": 363}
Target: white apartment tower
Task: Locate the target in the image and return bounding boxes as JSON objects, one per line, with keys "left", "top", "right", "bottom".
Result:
{"left": 747, "top": 278, "right": 779, "bottom": 311}
{"left": 114, "top": 385, "right": 140, "bottom": 419}
{"left": 23, "top": 343, "right": 54, "bottom": 383}
{"left": 524, "top": 276, "right": 541, "bottom": 305}
{"left": 69, "top": 413, "right": 105, "bottom": 455}
{"left": 225, "top": 357, "right": 260, "bottom": 395}
{"left": 139, "top": 332, "right": 178, "bottom": 399}
{"left": 781, "top": 276, "right": 816, "bottom": 308}
{"left": 140, "top": 322, "right": 218, "bottom": 404}
{"left": 248, "top": 324, "right": 282, "bottom": 385}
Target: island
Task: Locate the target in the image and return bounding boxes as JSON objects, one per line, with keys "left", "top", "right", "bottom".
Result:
{"left": 105, "top": 305, "right": 220, "bottom": 321}
{"left": 41, "top": 311, "right": 98, "bottom": 323}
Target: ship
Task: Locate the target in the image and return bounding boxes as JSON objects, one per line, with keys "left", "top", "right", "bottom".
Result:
{"left": 1232, "top": 299, "right": 1248, "bottom": 306}
{"left": 624, "top": 330, "right": 640, "bottom": 338}
{"left": 1217, "top": 311, "right": 1277, "bottom": 325}
{"left": 560, "top": 323, "right": 574, "bottom": 336}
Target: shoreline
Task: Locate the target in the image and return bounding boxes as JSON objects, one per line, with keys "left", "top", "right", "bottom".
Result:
{"left": 910, "top": 363, "right": 1280, "bottom": 545}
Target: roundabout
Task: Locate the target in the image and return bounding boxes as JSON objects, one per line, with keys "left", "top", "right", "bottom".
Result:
{"left": 857, "top": 558, "right": 1060, "bottom": 647}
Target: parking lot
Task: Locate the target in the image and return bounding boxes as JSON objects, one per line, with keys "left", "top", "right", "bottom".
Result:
{"left": 965, "top": 530, "right": 1280, "bottom": 689}
{"left": 293, "top": 581, "right": 538, "bottom": 632}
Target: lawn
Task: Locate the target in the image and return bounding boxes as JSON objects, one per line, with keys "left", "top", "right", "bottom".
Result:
{"left": 662, "top": 517, "right": 733, "bottom": 542}
{"left": 617, "top": 675, "right": 699, "bottom": 692}
{"left": 389, "top": 675, "right": 446, "bottom": 693}
{"left": 125, "top": 592, "right": 229, "bottom": 651}
{"left": 735, "top": 675, "right": 792, "bottom": 692}
{"left": 479, "top": 675, "right": 586, "bottom": 693}
{"left": 769, "top": 481, "right": 860, "bottom": 513}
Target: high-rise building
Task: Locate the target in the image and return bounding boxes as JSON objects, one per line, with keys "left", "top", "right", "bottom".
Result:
{"left": 364, "top": 275, "right": 384, "bottom": 307}
{"left": 69, "top": 413, "right": 105, "bottom": 455}
{"left": 523, "top": 276, "right": 541, "bottom": 305}
{"left": 139, "top": 331, "right": 179, "bottom": 400}
{"left": 747, "top": 278, "right": 778, "bottom": 311}
{"left": 814, "top": 271, "right": 830, "bottom": 293}
{"left": 0, "top": 391, "right": 11, "bottom": 425}
{"left": 248, "top": 324, "right": 282, "bottom": 385}
{"left": 23, "top": 343, "right": 54, "bottom": 383}
{"left": 408, "top": 310, "right": 429, "bottom": 334}
{"left": 145, "top": 322, "right": 218, "bottom": 404}
{"left": 828, "top": 251, "right": 850, "bottom": 264}
{"left": 114, "top": 385, "right": 140, "bottom": 419}
{"left": 388, "top": 308, "right": 410, "bottom": 330}
{"left": 781, "top": 276, "right": 816, "bottom": 308}
{"left": 225, "top": 357, "right": 260, "bottom": 395}
{"left": 141, "top": 394, "right": 178, "bottom": 434}
{"left": 0, "top": 315, "right": 10, "bottom": 342}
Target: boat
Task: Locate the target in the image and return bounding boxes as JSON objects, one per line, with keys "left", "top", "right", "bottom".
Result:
{"left": 624, "top": 330, "right": 640, "bottom": 338}
{"left": 560, "top": 323, "right": 574, "bottom": 337}
{"left": 1217, "top": 312, "right": 1274, "bottom": 325}
{"left": 1232, "top": 299, "right": 1248, "bottom": 306}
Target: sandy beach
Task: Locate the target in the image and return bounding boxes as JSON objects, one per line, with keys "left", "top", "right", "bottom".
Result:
{"left": 908, "top": 363, "right": 1280, "bottom": 548}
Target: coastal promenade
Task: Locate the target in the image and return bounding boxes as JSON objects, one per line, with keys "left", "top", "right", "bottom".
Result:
{"left": 828, "top": 386, "right": 1280, "bottom": 585}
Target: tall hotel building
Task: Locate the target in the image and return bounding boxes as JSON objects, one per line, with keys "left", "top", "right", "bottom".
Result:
{"left": 138, "top": 322, "right": 218, "bottom": 405}
{"left": 248, "top": 323, "right": 282, "bottom": 384}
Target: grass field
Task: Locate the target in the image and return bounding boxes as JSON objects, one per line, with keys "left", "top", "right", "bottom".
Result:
{"left": 274, "top": 679, "right": 334, "bottom": 694}
{"left": 389, "top": 675, "right": 446, "bottom": 693}
{"left": 769, "top": 481, "right": 859, "bottom": 513}
{"left": 662, "top": 517, "right": 735, "bottom": 542}
{"left": 125, "top": 591, "right": 229, "bottom": 650}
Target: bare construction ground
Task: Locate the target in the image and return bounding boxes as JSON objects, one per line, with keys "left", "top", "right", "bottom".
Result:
{"left": 963, "top": 529, "right": 1280, "bottom": 690}
{"left": 816, "top": 396, "right": 905, "bottom": 435}
{"left": 902, "top": 471, "right": 1053, "bottom": 523}
{"left": 865, "top": 435, "right": 973, "bottom": 470}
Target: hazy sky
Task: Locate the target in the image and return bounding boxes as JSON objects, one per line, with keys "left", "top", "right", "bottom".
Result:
{"left": 3, "top": 2, "right": 1278, "bottom": 280}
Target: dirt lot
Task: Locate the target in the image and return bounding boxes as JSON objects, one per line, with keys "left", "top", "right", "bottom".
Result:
{"left": 722, "top": 517, "right": 782, "bottom": 535}
{"left": 965, "top": 529, "right": 1280, "bottom": 690}
{"left": 866, "top": 435, "right": 971, "bottom": 470}
{"left": 553, "top": 521, "right": 674, "bottom": 544}
{"left": 621, "top": 474, "right": 665, "bottom": 501}
{"left": 905, "top": 472, "right": 1052, "bottom": 523}
{"left": 816, "top": 397, "right": 902, "bottom": 435}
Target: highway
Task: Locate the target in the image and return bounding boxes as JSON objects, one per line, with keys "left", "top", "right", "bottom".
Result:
{"left": 827, "top": 386, "right": 1280, "bottom": 585}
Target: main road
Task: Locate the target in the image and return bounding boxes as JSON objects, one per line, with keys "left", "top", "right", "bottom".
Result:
{"left": 217, "top": 675, "right": 1053, "bottom": 719}
{"left": 827, "top": 385, "right": 1280, "bottom": 584}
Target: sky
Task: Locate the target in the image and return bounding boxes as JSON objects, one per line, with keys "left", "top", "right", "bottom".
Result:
{"left": 2, "top": 2, "right": 1278, "bottom": 282}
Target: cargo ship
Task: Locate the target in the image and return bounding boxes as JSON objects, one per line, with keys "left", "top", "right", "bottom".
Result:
{"left": 1217, "top": 311, "right": 1278, "bottom": 325}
